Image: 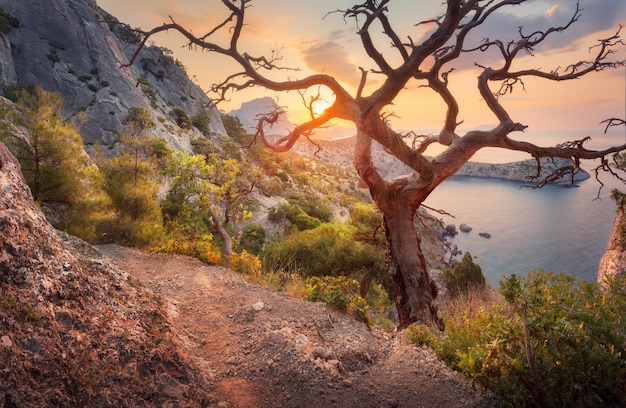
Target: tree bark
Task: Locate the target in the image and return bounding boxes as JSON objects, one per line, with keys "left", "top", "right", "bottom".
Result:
{"left": 383, "top": 204, "right": 443, "bottom": 330}
{"left": 209, "top": 208, "right": 232, "bottom": 267}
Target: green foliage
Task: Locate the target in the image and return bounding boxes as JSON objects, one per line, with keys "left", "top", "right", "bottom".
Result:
{"left": 268, "top": 201, "right": 330, "bottom": 229}
{"left": 0, "top": 8, "right": 19, "bottom": 34}
{"left": 0, "top": 86, "right": 113, "bottom": 241}
{"left": 298, "top": 199, "right": 332, "bottom": 223}
{"left": 191, "top": 111, "right": 211, "bottom": 136}
{"left": 610, "top": 187, "right": 626, "bottom": 209}
{"left": 304, "top": 276, "right": 370, "bottom": 327}
{"left": 262, "top": 222, "right": 385, "bottom": 279}
{"left": 349, "top": 203, "right": 384, "bottom": 245}
{"left": 98, "top": 134, "right": 166, "bottom": 247}
{"left": 117, "top": 25, "right": 141, "bottom": 44}
{"left": 163, "top": 152, "right": 260, "bottom": 263}
{"left": 136, "top": 76, "right": 157, "bottom": 101}
{"left": 442, "top": 252, "right": 485, "bottom": 296}
{"left": 170, "top": 107, "right": 192, "bottom": 129}
{"left": 156, "top": 213, "right": 220, "bottom": 264}
{"left": 411, "top": 271, "right": 626, "bottom": 407}
{"left": 293, "top": 212, "right": 321, "bottom": 231}
{"left": 239, "top": 222, "right": 266, "bottom": 255}
{"left": 124, "top": 106, "right": 154, "bottom": 133}
{"left": 231, "top": 250, "right": 262, "bottom": 278}
{"left": 221, "top": 114, "right": 247, "bottom": 139}
{"left": 47, "top": 49, "right": 60, "bottom": 64}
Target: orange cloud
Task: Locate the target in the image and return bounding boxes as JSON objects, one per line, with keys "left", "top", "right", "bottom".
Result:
{"left": 300, "top": 39, "right": 360, "bottom": 87}
{"left": 546, "top": 4, "right": 559, "bottom": 18}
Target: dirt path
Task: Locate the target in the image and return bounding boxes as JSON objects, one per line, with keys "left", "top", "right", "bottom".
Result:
{"left": 98, "top": 245, "right": 497, "bottom": 408}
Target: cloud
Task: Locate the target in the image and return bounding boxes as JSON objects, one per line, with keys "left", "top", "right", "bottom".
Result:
{"left": 300, "top": 38, "right": 360, "bottom": 87}
{"left": 546, "top": 5, "right": 559, "bottom": 18}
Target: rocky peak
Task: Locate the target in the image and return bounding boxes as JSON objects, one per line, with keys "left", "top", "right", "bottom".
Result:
{"left": 0, "top": 0, "right": 226, "bottom": 153}
{"left": 229, "top": 96, "right": 295, "bottom": 135}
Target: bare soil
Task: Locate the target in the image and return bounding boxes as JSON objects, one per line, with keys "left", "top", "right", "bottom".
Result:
{"left": 98, "top": 244, "right": 498, "bottom": 408}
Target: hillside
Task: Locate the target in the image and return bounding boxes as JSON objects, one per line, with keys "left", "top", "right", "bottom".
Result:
{"left": 0, "top": 137, "right": 497, "bottom": 407}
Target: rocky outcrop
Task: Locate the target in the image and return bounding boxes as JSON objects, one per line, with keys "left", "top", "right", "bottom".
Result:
{"left": 0, "top": 0, "right": 226, "bottom": 153}
{"left": 598, "top": 208, "right": 626, "bottom": 285}
{"left": 455, "top": 158, "right": 589, "bottom": 184}
{"left": 0, "top": 141, "right": 209, "bottom": 406}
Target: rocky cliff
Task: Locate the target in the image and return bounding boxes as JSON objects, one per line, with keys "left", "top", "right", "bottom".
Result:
{"left": 598, "top": 208, "right": 626, "bottom": 284}
{"left": 0, "top": 0, "right": 225, "bottom": 153}
{"left": 0, "top": 134, "right": 210, "bottom": 406}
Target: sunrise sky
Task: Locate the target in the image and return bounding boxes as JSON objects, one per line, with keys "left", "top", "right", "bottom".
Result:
{"left": 97, "top": 0, "right": 626, "bottom": 136}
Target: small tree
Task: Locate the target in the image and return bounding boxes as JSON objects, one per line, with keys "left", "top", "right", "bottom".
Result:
{"left": 165, "top": 152, "right": 260, "bottom": 266}
{"left": 442, "top": 252, "right": 485, "bottom": 296}
{"left": 0, "top": 86, "right": 111, "bottom": 240}
{"left": 98, "top": 108, "right": 167, "bottom": 246}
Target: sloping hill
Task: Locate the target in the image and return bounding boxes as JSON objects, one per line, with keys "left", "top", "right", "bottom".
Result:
{"left": 1, "top": 128, "right": 498, "bottom": 407}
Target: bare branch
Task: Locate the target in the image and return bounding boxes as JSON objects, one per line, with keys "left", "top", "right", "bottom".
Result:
{"left": 602, "top": 118, "right": 626, "bottom": 133}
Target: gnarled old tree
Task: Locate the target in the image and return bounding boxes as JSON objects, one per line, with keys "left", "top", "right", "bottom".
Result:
{"left": 121, "top": 0, "right": 626, "bottom": 330}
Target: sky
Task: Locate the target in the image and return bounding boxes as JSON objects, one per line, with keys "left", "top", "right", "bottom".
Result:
{"left": 97, "top": 0, "right": 626, "bottom": 138}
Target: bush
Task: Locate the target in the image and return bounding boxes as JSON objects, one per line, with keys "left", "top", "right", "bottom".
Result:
{"left": 231, "top": 250, "right": 262, "bottom": 278}
{"left": 239, "top": 223, "right": 266, "bottom": 255}
{"left": 410, "top": 271, "right": 626, "bottom": 407}
{"left": 191, "top": 111, "right": 211, "bottom": 136}
{"left": 262, "top": 222, "right": 385, "bottom": 279}
{"left": 293, "top": 212, "right": 321, "bottom": 231}
{"left": 157, "top": 217, "right": 220, "bottom": 265}
{"left": 171, "top": 107, "right": 192, "bottom": 129}
{"left": 442, "top": 252, "right": 485, "bottom": 296}
{"left": 0, "top": 8, "right": 19, "bottom": 34}
{"left": 304, "top": 276, "right": 370, "bottom": 327}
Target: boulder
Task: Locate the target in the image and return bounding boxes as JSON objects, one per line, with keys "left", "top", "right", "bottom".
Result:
{"left": 443, "top": 224, "right": 458, "bottom": 237}
{"left": 459, "top": 223, "right": 472, "bottom": 233}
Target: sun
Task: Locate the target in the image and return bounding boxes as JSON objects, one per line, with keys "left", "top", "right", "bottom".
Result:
{"left": 311, "top": 99, "right": 332, "bottom": 117}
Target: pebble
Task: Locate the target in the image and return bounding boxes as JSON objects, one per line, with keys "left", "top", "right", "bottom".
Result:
{"left": 1, "top": 335, "right": 12, "bottom": 347}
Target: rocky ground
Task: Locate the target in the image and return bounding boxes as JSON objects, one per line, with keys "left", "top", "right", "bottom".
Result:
{"left": 98, "top": 244, "right": 499, "bottom": 408}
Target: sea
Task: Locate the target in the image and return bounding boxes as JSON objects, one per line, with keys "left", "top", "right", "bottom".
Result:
{"left": 422, "top": 128, "right": 626, "bottom": 287}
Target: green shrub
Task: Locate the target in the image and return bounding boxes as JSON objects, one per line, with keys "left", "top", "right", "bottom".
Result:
{"left": 442, "top": 252, "right": 485, "bottom": 296}
{"left": 171, "top": 107, "right": 192, "bottom": 129}
{"left": 305, "top": 276, "right": 370, "bottom": 327}
{"left": 136, "top": 76, "right": 157, "bottom": 100}
{"left": 413, "top": 271, "right": 626, "bottom": 407}
{"left": 0, "top": 8, "right": 19, "bottom": 34}
{"left": 231, "top": 250, "right": 262, "bottom": 277}
{"left": 293, "top": 212, "right": 321, "bottom": 231}
{"left": 262, "top": 222, "right": 385, "bottom": 279}
{"left": 47, "top": 49, "right": 60, "bottom": 63}
{"left": 239, "top": 223, "right": 266, "bottom": 255}
{"left": 191, "top": 111, "right": 211, "bottom": 136}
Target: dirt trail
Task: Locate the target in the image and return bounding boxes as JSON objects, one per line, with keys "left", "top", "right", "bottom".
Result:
{"left": 98, "top": 245, "right": 497, "bottom": 408}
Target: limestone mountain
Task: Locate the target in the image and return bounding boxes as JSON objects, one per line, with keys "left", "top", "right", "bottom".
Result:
{"left": 0, "top": 0, "right": 225, "bottom": 153}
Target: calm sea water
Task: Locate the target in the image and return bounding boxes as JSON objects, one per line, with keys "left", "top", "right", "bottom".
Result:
{"left": 422, "top": 128, "right": 626, "bottom": 286}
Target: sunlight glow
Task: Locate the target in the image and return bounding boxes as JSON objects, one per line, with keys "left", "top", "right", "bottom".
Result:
{"left": 311, "top": 99, "right": 331, "bottom": 117}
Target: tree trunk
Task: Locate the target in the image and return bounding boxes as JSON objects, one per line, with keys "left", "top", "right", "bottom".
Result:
{"left": 209, "top": 208, "right": 232, "bottom": 267}
{"left": 354, "top": 122, "right": 444, "bottom": 330}
{"left": 380, "top": 189, "right": 444, "bottom": 330}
